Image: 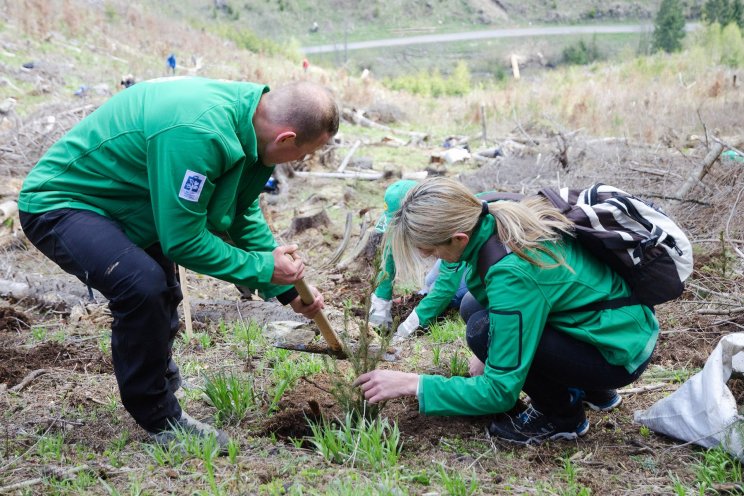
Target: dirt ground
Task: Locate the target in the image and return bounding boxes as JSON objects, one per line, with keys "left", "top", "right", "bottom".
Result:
{"left": 1, "top": 117, "right": 744, "bottom": 494}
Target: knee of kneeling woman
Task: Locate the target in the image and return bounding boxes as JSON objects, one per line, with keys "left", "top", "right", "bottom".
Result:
{"left": 459, "top": 291, "right": 484, "bottom": 322}
{"left": 465, "top": 311, "right": 490, "bottom": 363}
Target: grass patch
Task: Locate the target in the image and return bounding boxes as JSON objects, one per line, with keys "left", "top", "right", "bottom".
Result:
{"left": 202, "top": 372, "right": 256, "bottom": 426}
{"left": 308, "top": 412, "right": 401, "bottom": 471}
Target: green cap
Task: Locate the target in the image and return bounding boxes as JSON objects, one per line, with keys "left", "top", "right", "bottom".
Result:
{"left": 375, "top": 180, "right": 417, "bottom": 233}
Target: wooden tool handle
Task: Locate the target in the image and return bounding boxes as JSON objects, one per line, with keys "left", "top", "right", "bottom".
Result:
{"left": 294, "top": 278, "right": 343, "bottom": 352}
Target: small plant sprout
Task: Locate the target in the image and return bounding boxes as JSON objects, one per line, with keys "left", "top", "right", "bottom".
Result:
{"left": 560, "top": 454, "right": 592, "bottom": 495}
{"left": 324, "top": 288, "right": 394, "bottom": 421}
{"left": 437, "top": 464, "right": 479, "bottom": 496}
{"left": 98, "top": 331, "right": 111, "bottom": 355}
{"left": 37, "top": 432, "right": 65, "bottom": 462}
{"left": 31, "top": 326, "right": 47, "bottom": 342}
{"left": 227, "top": 439, "right": 239, "bottom": 464}
{"left": 448, "top": 348, "right": 469, "bottom": 377}
{"left": 202, "top": 372, "right": 256, "bottom": 425}
{"left": 232, "top": 319, "right": 266, "bottom": 357}
{"left": 639, "top": 425, "right": 651, "bottom": 438}
{"left": 432, "top": 344, "right": 443, "bottom": 367}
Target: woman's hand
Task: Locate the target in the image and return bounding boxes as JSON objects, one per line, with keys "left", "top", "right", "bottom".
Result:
{"left": 469, "top": 355, "right": 485, "bottom": 377}
{"left": 353, "top": 370, "right": 419, "bottom": 403}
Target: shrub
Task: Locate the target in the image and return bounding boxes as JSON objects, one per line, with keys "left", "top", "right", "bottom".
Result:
{"left": 653, "top": 0, "right": 686, "bottom": 53}
{"left": 562, "top": 38, "right": 601, "bottom": 65}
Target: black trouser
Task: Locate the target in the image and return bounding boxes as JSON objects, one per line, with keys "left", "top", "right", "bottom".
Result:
{"left": 20, "top": 209, "right": 182, "bottom": 432}
{"left": 459, "top": 292, "right": 651, "bottom": 416}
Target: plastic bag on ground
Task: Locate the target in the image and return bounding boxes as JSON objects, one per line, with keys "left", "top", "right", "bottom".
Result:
{"left": 634, "top": 332, "right": 744, "bottom": 460}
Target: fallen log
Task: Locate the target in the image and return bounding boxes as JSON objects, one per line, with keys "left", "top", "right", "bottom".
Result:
{"left": 675, "top": 142, "right": 724, "bottom": 199}
{"left": 323, "top": 211, "right": 353, "bottom": 267}
{"left": 337, "top": 140, "right": 361, "bottom": 172}
{"left": 0, "top": 278, "right": 85, "bottom": 312}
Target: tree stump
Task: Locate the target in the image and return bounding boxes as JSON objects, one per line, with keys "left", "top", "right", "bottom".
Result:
{"left": 283, "top": 205, "right": 331, "bottom": 238}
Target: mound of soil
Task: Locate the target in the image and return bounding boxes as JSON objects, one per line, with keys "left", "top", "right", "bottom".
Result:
{"left": 0, "top": 341, "right": 112, "bottom": 387}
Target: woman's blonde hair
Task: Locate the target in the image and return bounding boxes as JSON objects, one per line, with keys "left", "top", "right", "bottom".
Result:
{"left": 385, "top": 177, "right": 574, "bottom": 284}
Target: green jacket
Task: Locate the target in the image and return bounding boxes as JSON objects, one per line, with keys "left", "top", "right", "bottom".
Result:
{"left": 418, "top": 214, "right": 659, "bottom": 416}
{"left": 19, "top": 77, "right": 291, "bottom": 299}
{"left": 374, "top": 248, "right": 465, "bottom": 327}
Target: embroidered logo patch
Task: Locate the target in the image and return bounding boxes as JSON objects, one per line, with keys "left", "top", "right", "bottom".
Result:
{"left": 179, "top": 170, "right": 206, "bottom": 202}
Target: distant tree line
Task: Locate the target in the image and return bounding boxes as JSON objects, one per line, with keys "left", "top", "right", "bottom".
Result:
{"left": 653, "top": 0, "right": 744, "bottom": 53}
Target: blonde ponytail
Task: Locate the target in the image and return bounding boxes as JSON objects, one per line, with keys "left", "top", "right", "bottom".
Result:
{"left": 385, "top": 177, "right": 574, "bottom": 285}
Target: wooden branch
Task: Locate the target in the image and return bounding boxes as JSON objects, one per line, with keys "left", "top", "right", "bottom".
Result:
{"left": 294, "top": 170, "right": 383, "bottom": 180}
{"left": 618, "top": 383, "right": 670, "bottom": 395}
{"left": 0, "top": 465, "right": 90, "bottom": 493}
{"left": 725, "top": 187, "right": 744, "bottom": 261}
{"left": 675, "top": 142, "right": 724, "bottom": 199}
{"left": 337, "top": 140, "right": 361, "bottom": 172}
{"left": 323, "top": 211, "right": 353, "bottom": 267}
{"left": 341, "top": 107, "right": 429, "bottom": 142}
{"left": 696, "top": 307, "right": 744, "bottom": 316}
{"left": 712, "top": 136, "right": 744, "bottom": 158}
{"left": 9, "top": 369, "right": 49, "bottom": 393}
{"left": 178, "top": 266, "right": 193, "bottom": 341}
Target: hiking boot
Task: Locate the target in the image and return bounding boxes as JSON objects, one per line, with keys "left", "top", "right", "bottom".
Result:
{"left": 583, "top": 389, "right": 622, "bottom": 411}
{"left": 165, "top": 357, "right": 182, "bottom": 393}
{"left": 148, "top": 411, "right": 230, "bottom": 454}
{"left": 488, "top": 405, "right": 589, "bottom": 445}
{"left": 569, "top": 388, "right": 622, "bottom": 412}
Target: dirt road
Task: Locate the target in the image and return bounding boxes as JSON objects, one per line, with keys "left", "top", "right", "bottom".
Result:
{"left": 302, "top": 23, "right": 700, "bottom": 54}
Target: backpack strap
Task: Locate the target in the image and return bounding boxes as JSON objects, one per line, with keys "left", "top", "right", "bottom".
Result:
{"left": 476, "top": 232, "right": 510, "bottom": 282}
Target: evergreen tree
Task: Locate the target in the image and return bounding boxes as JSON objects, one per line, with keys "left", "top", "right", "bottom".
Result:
{"left": 703, "top": 0, "right": 744, "bottom": 27}
{"left": 732, "top": 0, "right": 744, "bottom": 28}
{"left": 703, "top": 0, "right": 729, "bottom": 24}
{"left": 653, "top": 0, "right": 686, "bottom": 53}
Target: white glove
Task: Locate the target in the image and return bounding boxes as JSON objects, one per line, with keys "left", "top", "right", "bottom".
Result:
{"left": 393, "top": 311, "right": 420, "bottom": 343}
{"left": 368, "top": 294, "right": 392, "bottom": 327}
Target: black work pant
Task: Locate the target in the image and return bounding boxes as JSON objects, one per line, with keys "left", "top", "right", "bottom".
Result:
{"left": 459, "top": 292, "right": 651, "bottom": 416}
{"left": 20, "top": 208, "right": 182, "bottom": 432}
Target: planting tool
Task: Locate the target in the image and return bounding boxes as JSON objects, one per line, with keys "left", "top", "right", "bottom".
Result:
{"left": 271, "top": 247, "right": 398, "bottom": 361}
{"left": 274, "top": 279, "right": 399, "bottom": 362}
{"left": 293, "top": 278, "right": 344, "bottom": 352}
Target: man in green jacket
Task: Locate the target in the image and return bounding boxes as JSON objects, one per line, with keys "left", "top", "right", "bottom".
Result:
{"left": 369, "top": 180, "right": 468, "bottom": 342}
{"left": 18, "top": 77, "right": 339, "bottom": 449}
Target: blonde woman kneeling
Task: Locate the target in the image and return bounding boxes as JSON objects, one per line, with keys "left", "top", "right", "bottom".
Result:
{"left": 354, "top": 177, "right": 658, "bottom": 444}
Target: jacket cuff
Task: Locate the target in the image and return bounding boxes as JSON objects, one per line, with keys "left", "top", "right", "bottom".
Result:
{"left": 276, "top": 287, "right": 299, "bottom": 305}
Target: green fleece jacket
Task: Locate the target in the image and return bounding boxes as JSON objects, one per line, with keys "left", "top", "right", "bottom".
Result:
{"left": 374, "top": 249, "right": 464, "bottom": 327}
{"left": 18, "top": 77, "right": 291, "bottom": 299}
{"left": 418, "top": 214, "right": 659, "bottom": 416}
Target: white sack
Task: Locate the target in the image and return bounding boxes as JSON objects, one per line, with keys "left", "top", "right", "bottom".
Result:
{"left": 634, "top": 332, "right": 744, "bottom": 460}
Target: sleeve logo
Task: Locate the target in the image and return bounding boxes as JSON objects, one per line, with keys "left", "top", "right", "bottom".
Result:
{"left": 179, "top": 170, "right": 206, "bottom": 202}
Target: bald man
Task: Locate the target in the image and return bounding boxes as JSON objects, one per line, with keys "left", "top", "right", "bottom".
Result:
{"left": 18, "top": 77, "right": 339, "bottom": 450}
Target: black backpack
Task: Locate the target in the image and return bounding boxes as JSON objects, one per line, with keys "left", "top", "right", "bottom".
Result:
{"left": 476, "top": 184, "right": 694, "bottom": 310}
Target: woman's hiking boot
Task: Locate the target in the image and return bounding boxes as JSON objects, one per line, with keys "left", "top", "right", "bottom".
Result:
{"left": 488, "top": 405, "right": 589, "bottom": 445}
